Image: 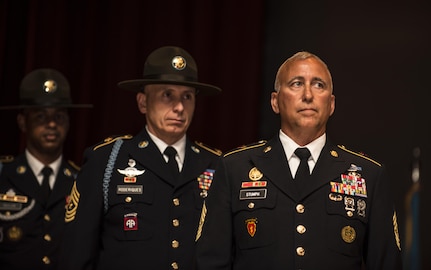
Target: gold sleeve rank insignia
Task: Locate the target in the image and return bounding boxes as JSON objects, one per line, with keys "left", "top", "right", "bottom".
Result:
{"left": 65, "top": 181, "right": 80, "bottom": 223}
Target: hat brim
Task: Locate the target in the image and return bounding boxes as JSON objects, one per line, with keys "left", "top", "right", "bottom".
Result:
{"left": 117, "top": 79, "right": 222, "bottom": 96}
{"left": 0, "top": 104, "right": 93, "bottom": 110}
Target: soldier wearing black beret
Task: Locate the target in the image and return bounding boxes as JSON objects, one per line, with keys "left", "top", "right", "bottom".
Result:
{"left": 61, "top": 46, "right": 222, "bottom": 270}
{"left": 0, "top": 68, "right": 91, "bottom": 270}
{"left": 196, "top": 51, "right": 402, "bottom": 270}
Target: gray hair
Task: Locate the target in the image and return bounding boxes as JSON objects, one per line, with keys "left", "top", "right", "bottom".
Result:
{"left": 274, "top": 51, "right": 333, "bottom": 92}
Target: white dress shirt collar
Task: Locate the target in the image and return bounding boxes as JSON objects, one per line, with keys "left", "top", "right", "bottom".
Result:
{"left": 146, "top": 126, "right": 186, "bottom": 170}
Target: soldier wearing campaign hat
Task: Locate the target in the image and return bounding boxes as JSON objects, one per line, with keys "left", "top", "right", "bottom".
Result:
{"left": 0, "top": 68, "right": 91, "bottom": 270}
{"left": 61, "top": 46, "right": 222, "bottom": 270}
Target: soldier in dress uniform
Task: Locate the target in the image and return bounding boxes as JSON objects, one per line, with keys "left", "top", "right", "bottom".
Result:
{"left": 60, "top": 46, "right": 222, "bottom": 270}
{"left": 196, "top": 51, "right": 402, "bottom": 269}
{"left": 0, "top": 68, "right": 92, "bottom": 270}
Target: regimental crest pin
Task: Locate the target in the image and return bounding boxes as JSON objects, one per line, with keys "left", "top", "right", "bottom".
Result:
{"left": 249, "top": 167, "right": 263, "bottom": 181}
{"left": 245, "top": 218, "right": 258, "bottom": 237}
{"left": 117, "top": 159, "right": 145, "bottom": 183}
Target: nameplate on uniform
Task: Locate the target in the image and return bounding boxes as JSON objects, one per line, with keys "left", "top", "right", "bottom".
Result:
{"left": 0, "top": 193, "right": 28, "bottom": 203}
{"left": 117, "top": 185, "right": 143, "bottom": 194}
{"left": 239, "top": 189, "right": 267, "bottom": 200}
{"left": 0, "top": 202, "right": 23, "bottom": 211}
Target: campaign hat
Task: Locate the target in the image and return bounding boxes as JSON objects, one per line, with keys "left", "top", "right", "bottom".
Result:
{"left": 0, "top": 68, "right": 92, "bottom": 109}
{"left": 117, "top": 46, "right": 221, "bottom": 95}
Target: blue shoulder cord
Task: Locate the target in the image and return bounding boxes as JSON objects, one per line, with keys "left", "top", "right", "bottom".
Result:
{"left": 102, "top": 139, "right": 123, "bottom": 214}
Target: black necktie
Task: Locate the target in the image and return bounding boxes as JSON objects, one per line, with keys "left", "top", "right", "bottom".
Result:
{"left": 41, "top": 166, "right": 53, "bottom": 205}
{"left": 164, "top": 146, "right": 179, "bottom": 178}
{"left": 294, "top": 147, "right": 311, "bottom": 180}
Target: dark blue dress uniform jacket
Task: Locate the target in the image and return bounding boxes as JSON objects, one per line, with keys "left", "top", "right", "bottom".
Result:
{"left": 196, "top": 136, "right": 402, "bottom": 270}
{"left": 0, "top": 154, "right": 77, "bottom": 270}
{"left": 61, "top": 128, "right": 221, "bottom": 270}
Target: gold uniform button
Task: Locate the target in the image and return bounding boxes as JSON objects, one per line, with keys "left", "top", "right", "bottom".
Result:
{"left": 296, "top": 247, "right": 305, "bottom": 256}
{"left": 171, "top": 262, "right": 179, "bottom": 269}
{"left": 125, "top": 197, "right": 132, "bottom": 203}
{"left": 44, "top": 214, "right": 51, "bottom": 222}
{"left": 172, "top": 240, "right": 179, "bottom": 248}
{"left": 347, "top": 211, "right": 353, "bottom": 217}
{"left": 44, "top": 234, "right": 52, "bottom": 241}
{"left": 296, "top": 204, "right": 305, "bottom": 214}
{"left": 172, "top": 219, "right": 180, "bottom": 227}
{"left": 173, "top": 198, "right": 180, "bottom": 206}
{"left": 296, "top": 225, "right": 306, "bottom": 234}
{"left": 248, "top": 202, "right": 255, "bottom": 209}
{"left": 42, "top": 256, "right": 51, "bottom": 264}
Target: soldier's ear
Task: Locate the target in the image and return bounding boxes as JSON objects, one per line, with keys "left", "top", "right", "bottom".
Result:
{"left": 17, "top": 113, "right": 27, "bottom": 132}
{"left": 136, "top": 92, "right": 147, "bottom": 114}
{"left": 270, "top": 91, "right": 280, "bottom": 114}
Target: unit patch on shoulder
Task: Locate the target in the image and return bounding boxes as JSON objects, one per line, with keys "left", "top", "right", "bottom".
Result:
{"left": 65, "top": 181, "right": 80, "bottom": 223}
{"left": 93, "top": 134, "right": 133, "bottom": 151}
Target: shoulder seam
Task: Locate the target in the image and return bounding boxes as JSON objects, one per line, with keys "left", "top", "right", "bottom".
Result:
{"left": 337, "top": 145, "right": 381, "bottom": 166}
{"left": 67, "top": 160, "right": 80, "bottom": 171}
{"left": 0, "top": 155, "right": 14, "bottom": 163}
{"left": 93, "top": 135, "right": 133, "bottom": 151}
{"left": 224, "top": 140, "right": 267, "bottom": 157}
{"left": 194, "top": 141, "right": 222, "bottom": 156}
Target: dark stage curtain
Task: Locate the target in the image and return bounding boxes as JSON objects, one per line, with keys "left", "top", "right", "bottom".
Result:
{"left": 0, "top": 0, "right": 265, "bottom": 164}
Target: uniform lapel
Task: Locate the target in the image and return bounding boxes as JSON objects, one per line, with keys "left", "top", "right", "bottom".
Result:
{"left": 9, "top": 156, "right": 43, "bottom": 203}
{"left": 179, "top": 140, "right": 212, "bottom": 188}
{"left": 298, "top": 142, "right": 348, "bottom": 200}
{"left": 49, "top": 160, "right": 75, "bottom": 205}
{"left": 125, "top": 130, "right": 215, "bottom": 188}
{"left": 251, "top": 137, "right": 301, "bottom": 202}
{"left": 127, "top": 129, "right": 178, "bottom": 187}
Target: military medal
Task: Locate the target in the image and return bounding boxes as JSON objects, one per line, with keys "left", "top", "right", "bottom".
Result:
{"left": 330, "top": 164, "right": 367, "bottom": 197}
{"left": 197, "top": 169, "right": 215, "bottom": 198}
{"left": 117, "top": 159, "right": 145, "bottom": 183}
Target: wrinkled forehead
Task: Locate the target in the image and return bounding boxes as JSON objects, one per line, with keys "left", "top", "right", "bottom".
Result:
{"left": 280, "top": 57, "right": 333, "bottom": 87}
